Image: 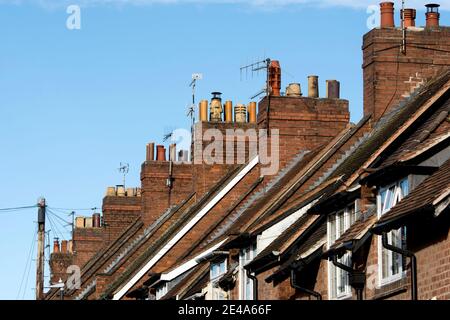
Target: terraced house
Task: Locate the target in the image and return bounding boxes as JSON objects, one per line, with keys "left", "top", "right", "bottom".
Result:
{"left": 46, "top": 2, "right": 450, "bottom": 301}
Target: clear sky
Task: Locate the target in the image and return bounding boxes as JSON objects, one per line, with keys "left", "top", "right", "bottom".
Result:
{"left": 0, "top": 0, "right": 448, "bottom": 300}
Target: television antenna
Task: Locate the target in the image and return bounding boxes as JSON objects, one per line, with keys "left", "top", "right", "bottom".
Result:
{"left": 118, "top": 163, "right": 129, "bottom": 188}
{"left": 187, "top": 73, "right": 203, "bottom": 126}
{"left": 240, "top": 58, "right": 271, "bottom": 100}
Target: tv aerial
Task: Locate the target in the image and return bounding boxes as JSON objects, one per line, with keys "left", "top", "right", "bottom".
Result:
{"left": 118, "top": 162, "right": 129, "bottom": 188}
{"left": 240, "top": 58, "right": 271, "bottom": 100}
{"left": 187, "top": 73, "right": 203, "bottom": 126}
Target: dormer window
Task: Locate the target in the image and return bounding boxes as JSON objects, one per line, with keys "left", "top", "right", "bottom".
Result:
{"left": 327, "top": 200, "right": 360, "bottom": 299}
{"left": 210, "top": 259, "right": 227, "bottom": 281}
{"left": 377, "top": 177, "right": 409, "bottom": 285}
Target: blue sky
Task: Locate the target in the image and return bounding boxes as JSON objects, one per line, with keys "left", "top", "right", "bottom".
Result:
{"left": 0, "top": 0, "right": 447, "bottom": 300}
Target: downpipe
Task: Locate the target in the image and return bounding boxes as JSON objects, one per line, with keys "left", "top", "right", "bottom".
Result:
{"left": 332, "top": 255, "right": 365, "bottom": 300}
{"left": 246, "top": 270, "right": 258, "bottom": 301}
{"left": 381, "top": 232, "right": 417, "bottom": 300}
{"left": 290, "top": 269, "right": 322, "bottom": 300}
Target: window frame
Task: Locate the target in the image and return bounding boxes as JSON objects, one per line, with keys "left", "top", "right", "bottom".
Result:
{"left": 377, "top": 178, "right": 409, "bottom": 286}
{"left": 239, "top": 243, "right": 257, "bottom": 300}
{"left": 155, "top": 282, "right": 169, "bottom": 300}
{"left": 327, "top": 201, "right": 359, "bottom": 300}
{"left": 210, "top": 258, "right": 228, "bottom": 282}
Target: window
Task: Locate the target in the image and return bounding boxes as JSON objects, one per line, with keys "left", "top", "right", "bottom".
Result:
{"left": 377, "top": 178, "right": 409, "bottom": 285}
{"left": 239, "top": 243, "right": 257, "bottom": 300}
{"left": 328, "top": 201, "right": 360, "bottom": 299}
{"left": 155, "top": 283, "right": 168, "bottom": 300}
{"left": 210, "top": 259, "right": 227, "bottom": 281}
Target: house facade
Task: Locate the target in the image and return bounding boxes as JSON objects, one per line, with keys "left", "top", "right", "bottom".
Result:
{"left": 47, "top": 2, "right": 450, "bottom": 301}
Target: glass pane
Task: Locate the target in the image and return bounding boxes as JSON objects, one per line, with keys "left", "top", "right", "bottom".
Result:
{"left": 400, "top": 178, "right": 409, "bottom": 197}
{"left": 329, "top": 214, "right": 337, "bottom": 245}
{"left": 338, "top": 211, "right": 345, "bottom": 237}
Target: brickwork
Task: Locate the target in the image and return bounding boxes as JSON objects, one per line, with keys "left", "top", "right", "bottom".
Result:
{"left": 258, "top": 96, "right": 350, "bottom": 169}
{"left": 363, "top": 27, "right": 450, "bottom": 122}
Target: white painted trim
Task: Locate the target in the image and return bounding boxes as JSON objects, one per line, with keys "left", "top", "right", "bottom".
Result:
{"left": 160, "top": 238, "right": 227, "bottom": 281}
{"left": 112, "top": 156, "right": 259, "bottom": 300}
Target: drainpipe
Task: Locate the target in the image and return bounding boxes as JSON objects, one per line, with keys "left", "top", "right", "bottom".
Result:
{"left": 381, "top": 232, "right": 417, "bottom": 300}
{"left": 290, "top": 269, "right": 322, "bottom": 300}
{"left": 246, "top": 270, "right": 258, "bottom": 301}
{"left": 332, "top": 256, "right": 365, "bottom": 300}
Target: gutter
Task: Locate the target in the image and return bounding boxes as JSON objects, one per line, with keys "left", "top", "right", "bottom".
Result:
{"left": 381, "top": 232, "right": 417, "bottom": 300}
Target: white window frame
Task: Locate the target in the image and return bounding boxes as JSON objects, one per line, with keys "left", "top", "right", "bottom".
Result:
{"left": 327, "top": 201, "right": 359, "bottom": 300}
{"left": 155, "top": 282, "right": 168, "bottom": 300}
{"left": 239, "top": 243, "right": 257, "bottom": 300}
{"left": 210, "top": 258, "right": 227, "bottom": 282}
{"left": 377, "top": 178, "right": 409, "bottom": 286}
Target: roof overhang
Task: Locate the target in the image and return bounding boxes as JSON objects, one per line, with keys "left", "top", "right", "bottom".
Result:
{"left": 360, "top": 164, "right": 438, "bottom": 187}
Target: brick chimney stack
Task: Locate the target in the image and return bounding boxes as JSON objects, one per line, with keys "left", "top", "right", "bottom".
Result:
{"left": 362, "top": 2, "right": 450, "bottom": 122}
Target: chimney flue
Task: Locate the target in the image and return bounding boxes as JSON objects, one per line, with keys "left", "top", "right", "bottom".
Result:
{"left": 425, "top": 4, "right": 440, "bottom": 28}
{"left": 210, "top": 92, "right": 223, "bottom": 122}
{"left": 326, "top": 80, "right": 340, "bottom": 99}
{"left": 308, "top": 75, "right": 319, "bottom": 98}
{"left": 199, "top": 100, "right": 208, "bottom": 122}
{"left": 248, "top": 102, "right": 257, "bottom": 123}
{"left": 169, "top": 143, "right": 177, "bottom": 162}
{"left": 235, "top": 104, "right": 247, "bottom": 123}
{"left": 402, "top": 8, "right": 416, "bottom": 27}
{"left": 269, "top": 60, "right": 281, "bottom": 97}
{"left": 156, "top": 145, "right": 166, "bottom": 161}
{"left": 225, "top": 101, "right": 233, "bottom": 123}
{"left": 53, "top": 239, "right": 60, "bottom": 253}
{"left": 61, "top": 240, "right": 68, "bottom": 254}
{"left": 380, "top": 2, "right": 395, "bottom": 28}
{"left": 146, "top": 142, "right": 155, "bottom": 161}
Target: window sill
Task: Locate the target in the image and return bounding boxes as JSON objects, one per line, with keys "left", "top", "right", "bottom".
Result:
{"left": 372, "top": 277, "right": 409, "bottom": 300}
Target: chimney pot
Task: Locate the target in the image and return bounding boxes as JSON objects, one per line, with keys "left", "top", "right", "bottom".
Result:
{"left": 326, "top": 80, "right": 340, "bottom": 99}
{"left": 308, "top": 76, "right": 319, "bottom": 98}
{"left": 146, "top": 142, "right": 155, "bottom": 161}
{"left": 53, "top": 239, "right": 60, "bottom": 253}
{"left": 169, "top": 143, "right": 177, "bottom": 162}
{"left": 156, "top": 145, "right": 166, "bottom": 161}
{"left": 286, "top": 83, "right": 302, "bottom": 97}
{"left": 116, "top": 185, "right": 126, "bottom": 197}
{"left": 425, "top": 4, "right": 440, "bottom": 28}
{"left": 92, "top": 213, "right": 101, "bottom": 228}
{"left": 106, "top": 186, "right": 116, "bottom": 196}
{"left": 210, "top": 92, "right": 223, "bottom": 122}
{"left": 61, "top": 240, "right": 68, "bottom": 254}
{"left": 401, "top": 8, "right": 416, "bottom": 28}
{"left": 248, "top": 102, "right": 257, "bottom": 123}
{"left": 269, "top": 60, "right": 281, "bottom": 97}
{"left": 234, "top": 104, "right": 247, "bottom": 123}
{"left": 380, "top": 2, "right": 395, "bottom": 28}
{"left": 199, "top": 100, "right": 208, "bottom": 122}
{"left": 224, "top": 101, "right": 233, "bottom": 123}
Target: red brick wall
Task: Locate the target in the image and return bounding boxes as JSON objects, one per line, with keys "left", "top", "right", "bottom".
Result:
{"left": 363, "top": 27, "right": 450, "bottom": 122}
{"left": 258, "top": 96, "right": 350, "bottom": 169}
{"left": 141, "top": 161, "right": 193, "bottom": 226}
{"left": 102, "top": 195, "right": 141, "bottom": 243}
{"left": 49, "top": 253, "right": 74, "bottom": 284}
{"left": 73, "top": 228, "right": 105, "bottom": 269}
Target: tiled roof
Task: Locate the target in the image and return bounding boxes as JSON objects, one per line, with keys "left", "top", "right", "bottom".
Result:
{"left": 161, "top": 262, "right": 209, "bottom": 300}
{"left": 373, "top": 158, "right": 450, "bottom": 232}
{"left": 100, "top": 164, "right": 246, "bottom": 299}
{"left": 328, "top": 207, "right": 377, "bottom": 254}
